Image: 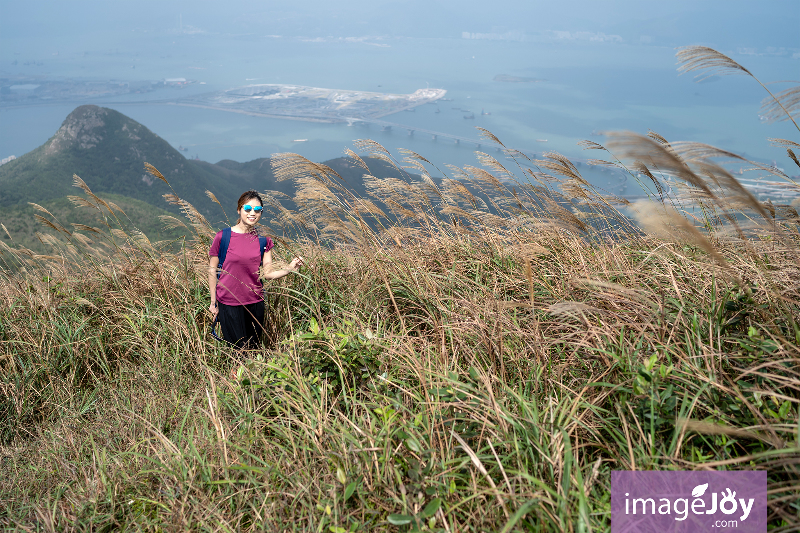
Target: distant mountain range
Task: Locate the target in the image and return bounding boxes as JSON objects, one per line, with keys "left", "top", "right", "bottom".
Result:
{"left": 0, "top": 105, "right": 409, "bottom": 253}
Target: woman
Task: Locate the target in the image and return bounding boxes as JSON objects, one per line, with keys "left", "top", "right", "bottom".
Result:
{"left": 208, "top": 190, "right": 303, "bottom": 349}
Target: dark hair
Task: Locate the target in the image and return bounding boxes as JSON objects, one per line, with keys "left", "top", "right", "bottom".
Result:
{"left": 237, "top": 190, "right": 263, "bottom": 211}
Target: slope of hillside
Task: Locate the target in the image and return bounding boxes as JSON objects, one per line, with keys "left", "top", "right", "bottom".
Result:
{"left": 0, "top": 105, "right": 420, "bottom": 254}
{"left": 0, "top": 194, "right": 192, "bottom": 257}
{"left": 0, "top": 105, "right": 265, "bottom": 217}
{"left": 0, "top": 105, "right": 418, "bottom": 213}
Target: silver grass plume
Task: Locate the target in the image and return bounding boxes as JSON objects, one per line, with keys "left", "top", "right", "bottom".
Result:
{"left": 475, "top": 127, "right": 506, "bottom": 147}
{"left": 760, "top": 86, "right": 800, "bottom": 123}
{"left": 606, "top": 131, "right": 714, "bottom": 198}
{"left": 353, "top": 139, "right": 401, "bottom": 171}
{"left": 475, "top": 152, "right": 514, "bottom": 178}
{"left": 343, "top": 148, "right": 371, "bottom": 173}
{"left": 578, "top": 140, "right": 606, "bottom": 150}
{"left": 71, "top": 224, "right": 101, "bottom": 234}
{"left": 676, "top": 46, "right": 752, "bottom": 81}
{"left": 677, "top": 46, "right": 799, "bottom": 132}
{"left": 105, "top": 200, "right": 125, "bottom": 215}
{"left": 144, "top": 162, "right": 171, "bottom": 186}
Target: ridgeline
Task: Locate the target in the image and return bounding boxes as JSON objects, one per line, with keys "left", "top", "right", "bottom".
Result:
{"left": 0, "top": 105, "right": 408, "bottom": 252}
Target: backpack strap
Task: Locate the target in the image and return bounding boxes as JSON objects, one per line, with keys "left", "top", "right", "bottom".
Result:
{"left": 216, "top": 227, "right": 232, "bottom": 279}
{"left": 259, "top": 236, "right": 268, "bottom": 265}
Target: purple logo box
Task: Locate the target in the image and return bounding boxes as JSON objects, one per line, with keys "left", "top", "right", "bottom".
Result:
{"left": 611, "top": 470, "right": 767, "bottom": 532}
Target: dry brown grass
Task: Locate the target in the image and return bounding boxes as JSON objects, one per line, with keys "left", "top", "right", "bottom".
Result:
{"left": 2, "top": 44, "right": 800, "bottom": 530}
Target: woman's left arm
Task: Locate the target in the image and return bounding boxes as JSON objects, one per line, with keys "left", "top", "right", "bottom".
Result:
{"left": 261, "top": 249, "right": 304, "bottom": 280}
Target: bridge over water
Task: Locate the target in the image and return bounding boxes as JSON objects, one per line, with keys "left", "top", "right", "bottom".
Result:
{"left": 340, "top": 116, "right": 620, "bottom": 173}
{"left": 343, "top": 117, "right": 495, "bottom": 146}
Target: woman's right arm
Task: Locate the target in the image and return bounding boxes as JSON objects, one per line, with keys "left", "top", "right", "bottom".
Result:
{"left": 208, "top": 256, "right": 219, "bottom": 318}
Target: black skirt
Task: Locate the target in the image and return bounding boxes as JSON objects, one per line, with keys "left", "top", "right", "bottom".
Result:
{"left": 217, "top": 300, "right": 265, "bottom": 349}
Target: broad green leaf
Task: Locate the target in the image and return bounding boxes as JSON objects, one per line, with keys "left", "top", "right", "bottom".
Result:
{"left": 420, "top": 498, "right": 442, "bottom": 518}
{"left": 405, "top": 437, "right": 422, "bottom": 453}
{"left": 344, "top": 481, "right": 357, "bottom": 502}
{"left": 779, "top": 400, "right": 791, "bottom": 419}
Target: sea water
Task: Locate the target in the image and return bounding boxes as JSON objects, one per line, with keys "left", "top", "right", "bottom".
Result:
{"left": 1, "top": 32, "right": 797, "bottom": 197}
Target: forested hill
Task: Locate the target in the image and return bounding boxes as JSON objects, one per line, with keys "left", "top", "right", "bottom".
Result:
{"left": 0, "top": 105, "right": 269, "bottom": 216}
{"left": 0, "top": 105, "right": 410, "bottom": 216}
{"left": 0, "top": 105, "right": 413, "bottom": 252}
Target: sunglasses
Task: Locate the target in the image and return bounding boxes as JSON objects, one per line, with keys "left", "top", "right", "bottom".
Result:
{"left": 242, "top": 205, "right": 263, "bottom": 213}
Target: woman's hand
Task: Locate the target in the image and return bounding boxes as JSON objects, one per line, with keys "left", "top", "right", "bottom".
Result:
{"left": 209, "top": 302, "right": 218, "bottom": 319}
{"left": 261, "top": 256, "right": 304, "bottom": 280}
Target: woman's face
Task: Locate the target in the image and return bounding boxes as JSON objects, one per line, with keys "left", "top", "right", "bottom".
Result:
{"left": 239, "top": 199, "right": 262, "bottom": 227}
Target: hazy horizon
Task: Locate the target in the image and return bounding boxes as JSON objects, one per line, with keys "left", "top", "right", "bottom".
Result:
{"left": 3, "top": 1, "right": 798, "bottom": 48}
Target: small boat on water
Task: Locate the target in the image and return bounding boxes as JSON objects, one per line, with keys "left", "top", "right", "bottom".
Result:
{"left": 292, "top": 139, "right": 308, "bottom": 142}
{"left": 178, "top": 145, "right": 189, "bottom": 152}
{"left": 481, "top": 109, "right": 491, "bottom": 115}
{"left": 464, "top": 113, "right": 475, "bottom": 119}
{"left": 536, "top": 139, "right": 548, "bottom": 142}
{"left": 435, "top": 108, "right": 440, "bottom": 114}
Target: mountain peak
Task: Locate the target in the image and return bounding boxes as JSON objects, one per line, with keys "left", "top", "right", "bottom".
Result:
{"left": 45, "top": 105, "right": 110, "bottom": 155}
{"left": 1, "top": 105, "right": 286, "bottom": 217}
{"left": 1, "top": 105, "right": 211, "bottom": 210}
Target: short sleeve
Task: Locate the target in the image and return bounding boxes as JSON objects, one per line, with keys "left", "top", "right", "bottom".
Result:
{"left": 264, "top": 236, "right": 274, "bottom": 253}
{"left": 209, "top": 231, "right": 222, "bottom": 257}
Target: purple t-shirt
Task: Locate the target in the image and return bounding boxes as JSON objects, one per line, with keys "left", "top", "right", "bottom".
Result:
{"left": 209, "top": 230, "right": 274, "bottom": 306}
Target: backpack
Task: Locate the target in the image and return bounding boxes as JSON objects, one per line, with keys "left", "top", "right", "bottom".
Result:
{"left": 216, "top": 227, "right": 269, "bottom": 279}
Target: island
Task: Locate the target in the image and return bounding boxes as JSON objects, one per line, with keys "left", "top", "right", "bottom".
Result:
{"left": 0, "top": 77, "right": 186, "bottom": 105}
{"left": 172, "top": 84, "right": 447, "bottom": 123}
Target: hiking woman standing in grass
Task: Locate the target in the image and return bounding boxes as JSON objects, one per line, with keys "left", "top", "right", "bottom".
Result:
{"left": 208, "top": 190, "right": 303, "bottom": 349}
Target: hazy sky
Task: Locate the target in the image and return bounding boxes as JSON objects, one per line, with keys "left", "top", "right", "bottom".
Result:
{"left": 3, "top": 0, "right": 798, "bottom": 49}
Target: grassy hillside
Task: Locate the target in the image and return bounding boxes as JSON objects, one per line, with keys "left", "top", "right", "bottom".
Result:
{"left": 1, "top": 139, "right": 797, "bottom": 530}
{"left": 0, "top": 193, "right": 192, "bottom": 258}
{"left": 0, "top": 48, "right": 798, "bottom": 531}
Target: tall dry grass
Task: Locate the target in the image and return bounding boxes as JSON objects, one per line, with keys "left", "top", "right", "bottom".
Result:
{"left": 0, "top": 46, "right": 799, "bottom": 531}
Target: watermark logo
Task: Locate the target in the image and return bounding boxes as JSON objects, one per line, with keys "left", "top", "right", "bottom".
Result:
{"left": 611, "top": 470, "right": 766, "bottom": 532}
